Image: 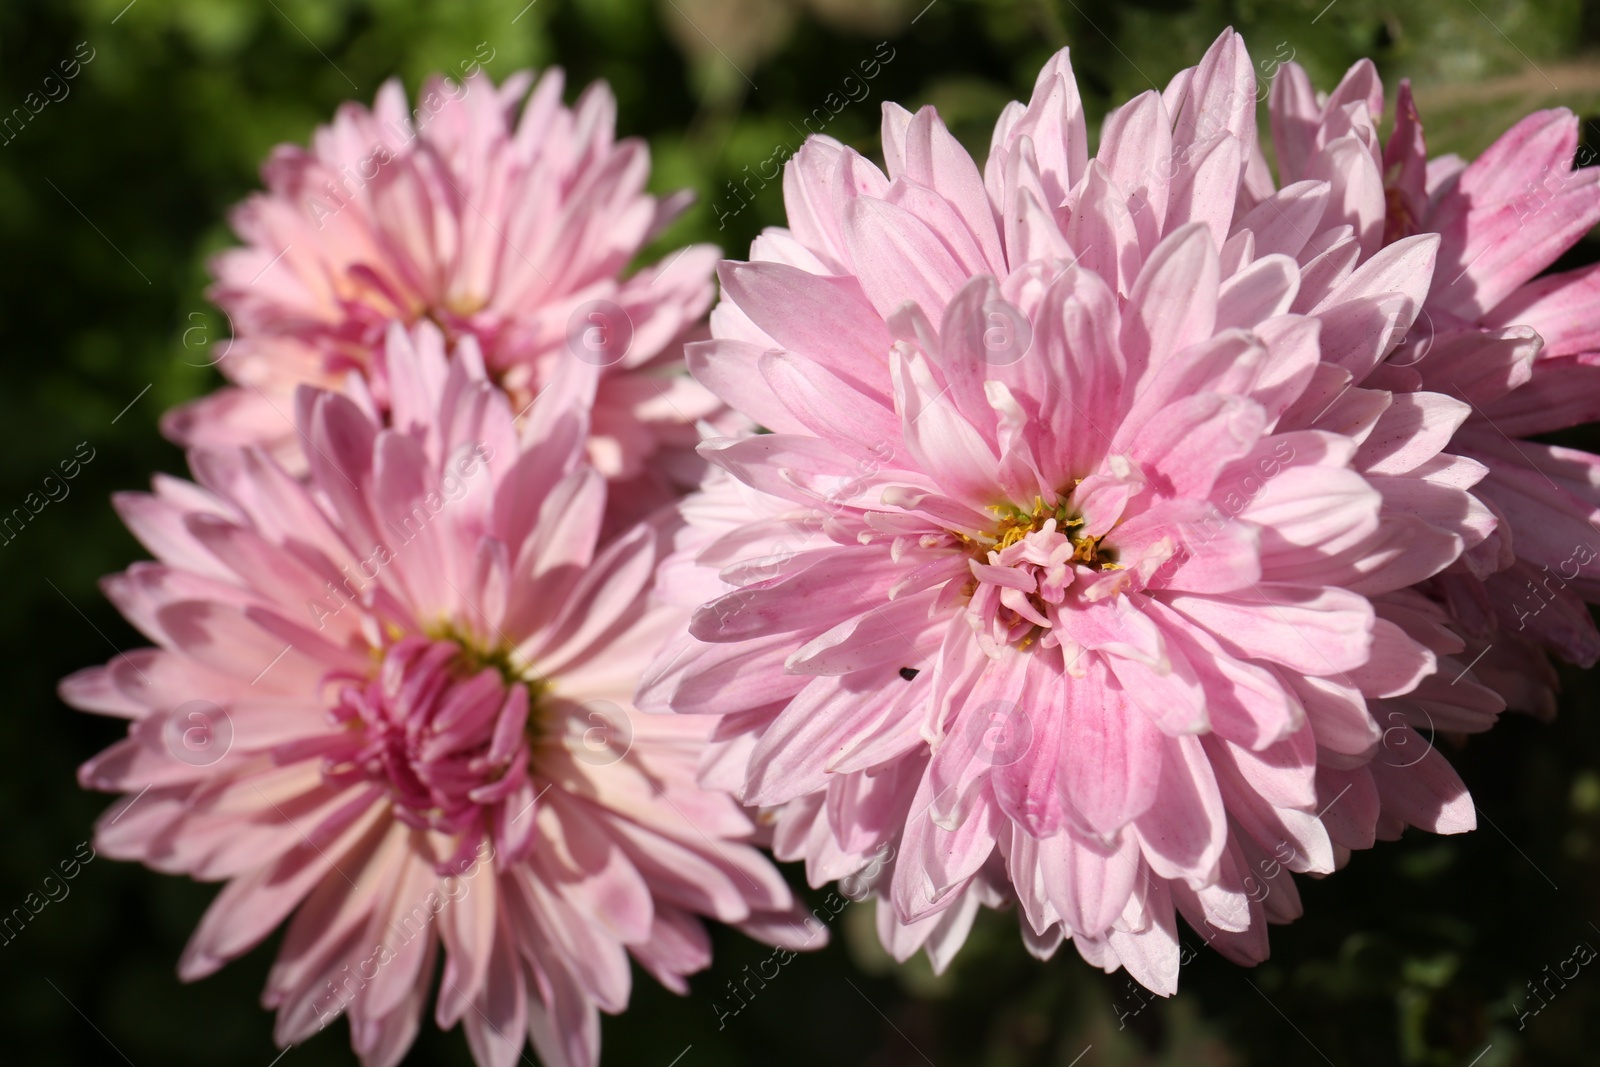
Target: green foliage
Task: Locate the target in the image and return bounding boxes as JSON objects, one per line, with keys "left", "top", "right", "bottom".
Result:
{"left": 4, "top": 0, "right": 1600, "bottom": 1063}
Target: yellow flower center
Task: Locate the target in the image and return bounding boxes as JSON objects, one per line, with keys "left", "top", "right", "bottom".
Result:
{"left": 425, "top": 622, "right": 550, "bottom": 743}
{"left": 986, "top": 495, "right": 1112, "bottom": 568}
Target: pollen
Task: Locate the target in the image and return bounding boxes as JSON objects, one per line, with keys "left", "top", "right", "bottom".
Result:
{"left": 985, "top": 494, "right": 1111, "bottom": 568}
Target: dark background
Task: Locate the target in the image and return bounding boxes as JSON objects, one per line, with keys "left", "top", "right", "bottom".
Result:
{"left": 5, "top": 0, "right": 1600, "bottom": 1064}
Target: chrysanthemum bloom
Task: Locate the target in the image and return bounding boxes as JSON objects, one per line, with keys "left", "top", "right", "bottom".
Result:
{"left": 643, "top": 31, "right": 1487, "bottom": 990}
{"left": 64, "top": 323, "right": 812, "bottom": 1067}
{"left": 1263, "top": 59, "right": 1600, "bottom": 715}
{"left": 165, "top": 68, "right": 727, "bottom": 513}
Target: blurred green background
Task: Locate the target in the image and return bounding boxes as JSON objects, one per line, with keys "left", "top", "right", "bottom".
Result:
{"left": 6, "top": 0, "right": 1600, "bottom": 1063}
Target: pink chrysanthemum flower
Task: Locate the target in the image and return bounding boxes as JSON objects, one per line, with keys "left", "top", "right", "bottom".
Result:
{"left": 165, "top": 68, "right": 727, "bottom": 511}
{"left": 1262, "top": 59, "right": 1600, "bottom": 714}
{"left": 63, "top": 323, "right": 812, "bottom": 1067}
{"left": 643, "top": 32, "right": 1487, "bottom": 990}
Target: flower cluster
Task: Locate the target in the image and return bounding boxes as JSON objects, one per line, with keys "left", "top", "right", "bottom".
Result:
{"left": 65, "top": 76, "right": 803, "bottom": 1067}
{"left": 62, "top": 30, "right": 1600, "bottom": 1067}
{"left": 645, "top": 29, "right": 1600, "bottom": 990}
